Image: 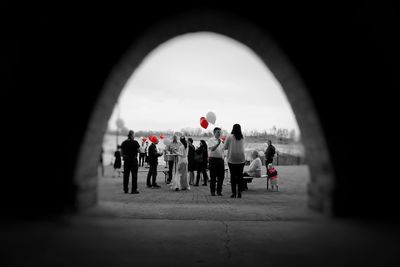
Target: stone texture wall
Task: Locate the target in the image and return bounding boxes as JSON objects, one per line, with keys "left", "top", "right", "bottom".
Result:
{"left": 4, "top": 3, "right": 399, "bottom": 220}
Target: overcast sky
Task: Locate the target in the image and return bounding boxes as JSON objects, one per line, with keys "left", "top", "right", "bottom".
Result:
{"left": 108, "top": 32, "right": 300, "bottom": 135}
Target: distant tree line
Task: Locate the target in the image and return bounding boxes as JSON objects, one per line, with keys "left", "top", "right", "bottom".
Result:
{"left": 242, "top": 126, "right": 299, "bottom": 143}
{"left": 107, "top": 125, "right": 300, "bottom": 142}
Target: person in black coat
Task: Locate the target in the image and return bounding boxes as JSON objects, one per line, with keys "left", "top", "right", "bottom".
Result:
{"left": 264, "top": 140, "right": 276, "bottom": 168}
{"left": 146, "top": 137, "right": 163, "bottom": 188}
{"left": 194, "top": 140, "right": 209, "bottom": 186}
{"left": 188, "top": 138, "right": 196, "bottom": 185}
{"left": 121, "top": 130, "right": 140, "bottom": 194}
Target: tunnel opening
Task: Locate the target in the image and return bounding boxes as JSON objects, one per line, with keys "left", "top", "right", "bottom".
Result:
{"left": 74, "top": 11, "right": 334, "bottom": 219}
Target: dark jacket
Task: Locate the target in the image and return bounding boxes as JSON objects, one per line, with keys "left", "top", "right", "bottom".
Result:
{"left": 188, "top": 144, "right": 195, "bottom": 163}
{"left": 147, "top": 143, "right": 162, "bottom": 165}
{"left": 195, "top": 146, "right": 208, "bottom": 169}
{"left": 188, "top": 144, "right": 196, "bottom": 171}
{"left": 265, "top": 145, "right": 276, "bottom": 160}
{"left": 121, "top": 138, "right": 140, "bottom": 162}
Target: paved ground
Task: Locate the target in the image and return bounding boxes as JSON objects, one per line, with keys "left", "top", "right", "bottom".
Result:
{"left": 93, "top": 165, "right": 318, "bottom": 221}
{"left": 2, "top": 165, "right": 400, "bottom": 266}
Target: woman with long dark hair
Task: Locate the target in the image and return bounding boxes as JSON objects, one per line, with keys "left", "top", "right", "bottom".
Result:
{"left": 170, "top": 136, "right": 190, "bottom": 191}
{"left": 224, "top": 124, "right": 246, "bottom": 198}
{"left": 194, "top": 140, "right": 209, "bottom": 186}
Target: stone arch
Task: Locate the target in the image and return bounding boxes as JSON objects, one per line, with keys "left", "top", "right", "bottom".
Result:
{"left": 74, "top": 10, "right": 334, "bottom": 215}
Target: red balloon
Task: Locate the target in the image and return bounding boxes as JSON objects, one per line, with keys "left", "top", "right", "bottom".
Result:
{"left": 200, "top": 117, "right": 209, "bottom": 129}
{"left": 142, "top": 137, "right": 147, "bottom": 142}
{"left": 160, "top": 134, "right": 164, "bottom": 139}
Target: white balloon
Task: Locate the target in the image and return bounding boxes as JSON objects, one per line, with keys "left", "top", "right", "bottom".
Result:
{"left": 116, "top": 118, "right": 124, "bottom": 128}
{"left": 206, "top": 111, "right": 216, "bottom": 124}
{"left": 163, "top": 139, "right": 171, "bottom": 146}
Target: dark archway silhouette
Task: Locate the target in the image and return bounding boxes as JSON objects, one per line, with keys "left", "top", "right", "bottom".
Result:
{"left": 74, "top": 10, "right": 334, "bottom": 215}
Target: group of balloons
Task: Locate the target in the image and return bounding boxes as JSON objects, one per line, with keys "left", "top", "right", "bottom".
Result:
{"left": 200, "top": 111, "right": 217, "bottom": 129}
{"left": 117, "top": 111, "right": 219, "bottom": 145}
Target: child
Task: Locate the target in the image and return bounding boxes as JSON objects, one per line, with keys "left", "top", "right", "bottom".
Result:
{"left": 267, "top": 163, "right": 278, "bottom": 191}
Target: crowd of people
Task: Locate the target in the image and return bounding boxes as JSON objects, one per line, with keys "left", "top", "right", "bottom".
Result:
{"left": 112, "top": 125, "right": 278, "bottom": 197}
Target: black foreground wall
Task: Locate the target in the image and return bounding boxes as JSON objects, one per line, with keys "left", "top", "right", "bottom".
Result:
{"left": 2, "top": 2, "right": 399, "bottom": 220}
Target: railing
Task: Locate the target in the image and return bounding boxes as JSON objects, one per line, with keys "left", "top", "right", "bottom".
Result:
{"left": 247, "top": 151, "right": 306, "bottom": 166}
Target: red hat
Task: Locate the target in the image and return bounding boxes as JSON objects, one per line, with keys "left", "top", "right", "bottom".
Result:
{"left": 149, "top": 135, "right": 159, "bottom": 143}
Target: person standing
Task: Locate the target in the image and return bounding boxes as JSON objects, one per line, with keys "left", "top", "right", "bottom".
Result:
{"left": 121, "top": 130, "right": 140, "bottom": 194}
{"left": 264, "top": 140, "right": 276, "bottom": 171}
{"left": 243, "top": 150, "right": 262, "bottom": 178}
{"left": 170, "top": 136, "right": 189, "bottom": 191}
{"left": 166, "top": 135, "right": 180, "bottom": 183}
{"left": 144, "top": 141, "right": 149, "bottom": 168}
{"left": 242, "top": 150, "right": 262, "bottom": 190}
{"left": 207, "top": 127, "right": 225, "bottom": 196}
{"left": 267, "top": 163, "right": 279, "bottom": 191}
{"left": 224, "top": 124, "right": 246, "bottom": 198}
{"left": 139, "top": 141, "right": 146, "bottom": 167}
{"left": 146, "top": 136, "right": 163, "bottom": 188}
{"left": 194, "top": 140, "right": 209, "bottom": 186}
{"left": 99, "top": 147, "right": 104, "bottom": 177}
{"left": 187, "top": 138, "right": 196, "bottom": 185}
{"left": 112, "top": 145, "right": 122, "bottom": 177}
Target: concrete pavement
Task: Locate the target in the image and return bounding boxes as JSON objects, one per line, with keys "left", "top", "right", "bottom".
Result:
{"left": 2, "top": 165, "right": 399, "bottom": 266}
{"left": 94, "top": 165, "right": 316, "bottom": 221}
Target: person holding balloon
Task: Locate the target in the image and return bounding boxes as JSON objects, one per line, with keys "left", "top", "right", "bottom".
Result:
{"left": 200, "top": 111, "right": 225, "bottom": 195}
{"left": 207, "top": 127, "right": 226, "bottom": 196}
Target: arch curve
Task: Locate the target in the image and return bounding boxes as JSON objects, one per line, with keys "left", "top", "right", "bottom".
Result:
{"left": 74, "top": 10, "right": 334, "bottom": 215}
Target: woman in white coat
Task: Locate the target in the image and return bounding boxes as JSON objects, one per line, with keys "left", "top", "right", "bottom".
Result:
{"left": 170, "top": 136, "right": 190, "bottom": 191}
